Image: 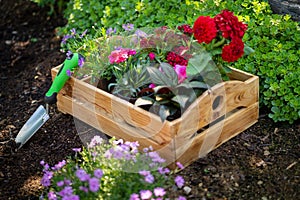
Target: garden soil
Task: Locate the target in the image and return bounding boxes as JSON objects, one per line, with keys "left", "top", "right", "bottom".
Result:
{"left": 0, "top": 0, "right": 299, "bottom": 199}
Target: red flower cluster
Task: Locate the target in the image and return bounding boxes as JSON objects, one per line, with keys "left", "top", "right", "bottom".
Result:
{"left": 221, "top": 37, "right": 244, "bottom": 62}
{"left": 166, "top": 52, "right": 188, "bottom": 67}
{"left": 177, "top": 24, "right": 193, "bottom": 35}
{"left": 214, "top": 10, "right": 248, "bottom": 39}
{"left": 193, "top": 16, "right": 217, "bottom": 44}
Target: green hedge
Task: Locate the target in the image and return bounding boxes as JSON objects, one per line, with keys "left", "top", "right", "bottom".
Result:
{"left": 57, "top": 0, "right": 300, "bottom": 123}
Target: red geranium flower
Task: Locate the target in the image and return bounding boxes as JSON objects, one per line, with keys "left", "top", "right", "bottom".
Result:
{"left": 221, "top": 37, "right": 244, "bottom": 62}
{"left": 178, "top": 24, "right": 193, "bottom": 35}
{"left": 214, "top": 10, "right": 247, "bottom": 39}
{"left": 193, "top": 16, "right": 217, "bottom": 44}
{"left": 166, "top": 52, "right": 188, "bottom": 67}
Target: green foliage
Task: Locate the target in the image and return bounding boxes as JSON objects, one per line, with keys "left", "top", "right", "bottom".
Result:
{"left": 59, "top": 0, "right": 300, "bottom": 123}
{"left": 31, "top": 0, "right": 67, "bottom": 15}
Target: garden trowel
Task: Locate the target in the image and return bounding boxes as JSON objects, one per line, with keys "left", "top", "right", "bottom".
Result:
{"left": 14, "top": 53, "right": 84, "bottom": 149}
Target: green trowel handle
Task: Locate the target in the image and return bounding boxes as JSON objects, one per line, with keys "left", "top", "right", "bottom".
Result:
{"left": 45, "top": 53, "right": 83, "bottom": 104}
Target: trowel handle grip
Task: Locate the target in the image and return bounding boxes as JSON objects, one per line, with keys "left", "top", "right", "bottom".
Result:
{"left": 44, "top": 53, "right": 83, "bottom": 104}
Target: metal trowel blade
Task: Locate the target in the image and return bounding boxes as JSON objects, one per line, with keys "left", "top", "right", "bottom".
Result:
{"left": 15, "top": 105, "right": 50, "bottom": 149}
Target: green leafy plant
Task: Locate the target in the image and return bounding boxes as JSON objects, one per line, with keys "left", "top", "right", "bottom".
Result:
{"left": 63, "top": 10, "right": 252, "bottom": 121}
{"left": 40, "top": 136, "right": 187, "bottom": 200}
{"left": 31, "top": 0, "right": 67, "bottom": 15}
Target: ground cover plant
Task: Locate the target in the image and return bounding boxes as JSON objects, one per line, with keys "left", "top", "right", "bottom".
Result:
{"left": 0, "top": 0, "right": 299, "bottom": 199}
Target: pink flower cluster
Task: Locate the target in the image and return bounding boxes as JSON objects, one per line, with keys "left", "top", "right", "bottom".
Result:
{"left": 108, "top": 48, "right": 136, "bottom": 64}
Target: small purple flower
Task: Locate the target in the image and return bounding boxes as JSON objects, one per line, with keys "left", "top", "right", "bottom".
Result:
{"left": 62, "top": 194, "right": 80, "bottom": 200}
{"left": 139, "top": 170, "right": 150, "bottom": 176}
{"left": 58, "top": 186, "right": 73, "bottom": 196}
{"left": 89, "top": 177, "right": 100, "bottom": 192}
{"left": 78, "top": 56, "right": 85, "bottom": 68}
{"left": 52, "top": 160, "right": 66, "bottom": 171}
{"left": 94, "top": 169, "right": 103, "bottom": 179}
{"left": 70, "top": 28, "right": 76, "bottom": 35}
{"left": 66, "top": 50, "right": 73, "bottom": 59}
{"left": 61, "top": 34, "right": 73, "bottom": 44}
{"left": 175, "top": 175, "right": 185, "bottom": 188}
{"left": 88, "top": 135, "right": 103, "bottom": 148}
{"left": 72, "top": 148, "right": 81, "bottom": 152}
{"left": 79, "top": 186, "right": 89, "bottom": 193}
{"left": 122, "top": 23, "right": 134, "bottom": 31}
{"left": 75, "top": 169, "right": 90, "bottom": 182}
{"left": 48, "top": 191, "right": 57, "bottom": 200}
{"left": 130, "top": 193, "right": 140, "bottom": 200}
{"left": 66, "top": 69, "right": 72, "bottom": 77}
{"left": 140, "top": 190, "right": 152, "bottom": 200}
{"left": 80, "top": 29, "right": 88, "bottom": 38}
{"left": 154, "top": 187, "right": 166, "bottom": 197}
{"left": 158, "top": 167, "right": 170, "bottom": 175}
{"left": 57, "top": 180, "right": 64, "bottom": 187}
{"left": 176, "top": 162, "right": 184, "bottom": 170}
{"left": 148, "top": 152, "right": 165, "bottom": 163}
{"left": 177, "top": 196, "right": 187, "bottom": 200}
{"left": 145, "top": 174, "right": 154, "bottom": 183}
{"left": 41, "top": 171, "right": 53, "bottom": 187}
{"left": 106, "top": 27, "right": 116, "bottom": 36}
{"left": 135, "top": 29, "right": 147, "bottom": 38}
{"left": 64, "top": 179, "right": 72, "bottom": 186}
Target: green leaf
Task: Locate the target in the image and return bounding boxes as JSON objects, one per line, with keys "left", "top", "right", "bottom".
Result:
{"left": 146, "top": 64, "right": 177, "bottom": 87}
{"left": 244, "top": 44, "right": 255, "bottom": 55}
{"left": 158, "top": 105, "right": 171, "bottom": 121}
{"left": 134, "top": 97, "right": 154, "bottom": 107}
{"left": 186, "top": 52, "right": 214, "bottom": 76}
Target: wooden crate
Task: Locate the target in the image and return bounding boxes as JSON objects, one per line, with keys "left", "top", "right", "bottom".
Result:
{"left": 51, "top": 66, "right": 259, "bottom": 168}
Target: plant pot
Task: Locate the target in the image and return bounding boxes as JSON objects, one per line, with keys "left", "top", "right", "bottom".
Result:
{"left": 51, "top": 65, "right": 259, "bottom": 169}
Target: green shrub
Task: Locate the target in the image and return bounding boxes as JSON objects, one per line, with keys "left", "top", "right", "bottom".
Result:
{"left": 31, "top": 0, "right": 67, "bottom": 15}
{"left": 59, "top": 0, "right": 300, "bottom": 123}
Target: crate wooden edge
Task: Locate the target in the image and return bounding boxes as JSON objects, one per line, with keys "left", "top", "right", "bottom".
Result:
{"left": 52, "top": 66, "right": 259, "bottom": 167}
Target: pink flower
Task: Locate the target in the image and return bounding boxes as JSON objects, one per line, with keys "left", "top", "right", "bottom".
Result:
{"left": 108, "top": 49, "right": 129, "bottom": 64}
{"left": 140, "top": 190, "right": 152, "bottom": 199}
{"left": 174, "top": 64, "right": 187, "bottom": 83}
{"left": 149, "top": 52, "right": 155, "bottom": 60}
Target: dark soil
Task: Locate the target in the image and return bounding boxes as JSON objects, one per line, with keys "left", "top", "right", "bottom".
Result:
{"left": 0, "top": 1, "right": 299, "bottom": 199}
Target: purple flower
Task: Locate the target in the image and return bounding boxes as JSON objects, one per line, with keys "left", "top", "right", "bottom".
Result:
{"left": 80, "top": 29, "right": 88, "bottom": 38}
{"left": 70, "top": 28, "right": 76, "bottom": 35}
{"left": 135, "top": 29, "right": 147, "bottom": 38}
{"left": 64, "top": 179, "right": 72, "bottom": 186}
{"left": 94, "top": 169, "right": 103, "bottom": 179}
{"left": 48, "top": 191, "right": 57, "bottom": 200}
{"left": 79, "top": 186, "right": 89, "bottom": 193}
{"left": 148, "top": 152, "right": 165, "bottom": 163}
{"left": 41, "top": 171, "right": 53, "bottom": 187}
{"left": 106, "top": 27, "right": 116, "bottom": 36}
{"left": 72, "top": 148, "right": 81, "bottom": 152}
{"left": 88, "top": 135, "right": 103, "bottom": 148}
{"left": 57, "top": 180, "right": 64, "bottom": 187}
{"left": 145, "top": 174, "right": 155, "bottom": 183}
{"left": 154, "top": 187, "right": 166, "bottom": 197}
{"left": 62, "top": 194, "right": 80, "bottom": 200}
{"left": 78, "top": 56, "right": 85, "bottom": 68}
{"left": 61, "top": 34, "right": 73, "bottom": 44}
{"left": 177, "top": 196, "right": 187, "bottom": 200}
{"left": 75, "top": 169, "right": 90, "bottom": 182}
{"left": 130, "top": 193, "right": 140, "bottom": 200}
{"left": 52, "top": 160, "right": 66, "bottom": 171}
{"left": 140, "top": 190, "right": 152, "bottom": 200}
{"left": 66, "top": 69, "right": 72, "bottom": 77}
{"left": 66, "top": 50, "right": 73, "bottom": 59}
{"left": 139, "top": 170, "right": 150, "bottom": 176}
{"left": 89, "top": 177, "right": 100, "bottom": 192}
{"left": 58, "top": 186, "right": 73, "bottom": 196}
{"left": 175, "top": 175, "right": 185, "bottom": 188}
{"left": 122, "top": 23, "right": 134, "bottom": 31}
{"left": 176, "top": 162, "right": 184, "bottom": 170}
{"left": 158, "top": 167, "right": 170, "bottom": 175}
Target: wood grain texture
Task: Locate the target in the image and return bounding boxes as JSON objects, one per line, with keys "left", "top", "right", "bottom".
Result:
{"left": 52, "top": 66, "right": 259, "bottom": 168}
